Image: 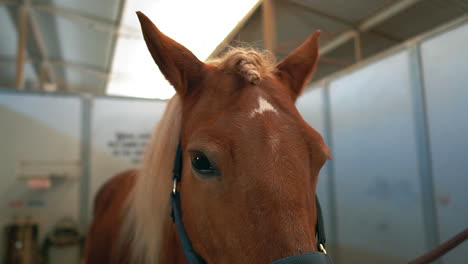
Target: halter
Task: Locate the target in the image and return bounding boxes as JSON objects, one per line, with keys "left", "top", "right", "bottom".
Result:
{"left": 171, "top": 143, "right": 334, "bottom": 264}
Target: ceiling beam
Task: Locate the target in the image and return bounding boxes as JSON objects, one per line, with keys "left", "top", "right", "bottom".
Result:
{"left": 359, "top": 0, "right": 419, "bottom": 31}
{"left": 48, "top": 59, "right": 109, "bottom": 80}
{"left": 286, "top": 0, "right": 353, "bottom": 25}
{"left": 0, "top": 79, "right": 101, "bottom": 94}
{"left": 28, "top": 8, "right": 57, "bottom": 87}
{"left": 321, "top": 0, "right": 422, "bottom": 55}
{"left": 284, "top": 0, "right": 403, "bottom": 43}
{"left": 0, "top": 56, "right": 110, "bottom": 80}
{"left": 320, "top": 30, "right": 357, "bottom": 55}
{"left": 275, "top": 48, "right": 351, "bottom": 67}
{"left": 32, "top": 3, "right": 140, "bottom": 38}
{"left": 208, "top": 0, "right": 413, "bottom": 59}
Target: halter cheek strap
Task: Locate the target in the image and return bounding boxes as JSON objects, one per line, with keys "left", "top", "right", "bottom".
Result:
{"left": 170, "top": 142, "right": 333, "bottom": 264}
{"left": 171, "top": 143, "right": 206, "bottom": 264}
{"left": 171, "top": 191, "right": 206, "bottom": 264}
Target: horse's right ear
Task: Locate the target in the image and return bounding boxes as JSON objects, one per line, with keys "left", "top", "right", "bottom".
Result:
{"left": 276, "top": 31, "right": 320, "bottom": 101}
{"left": 136, "top": 11, "right": 205, "bottom": 95}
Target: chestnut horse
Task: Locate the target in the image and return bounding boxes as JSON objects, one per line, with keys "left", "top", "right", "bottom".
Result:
{"left": 82, "top": 11, "right": 331, "bottom": 264}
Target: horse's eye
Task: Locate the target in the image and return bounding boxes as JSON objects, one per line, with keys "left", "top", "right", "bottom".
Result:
{"left": 190, "top": 152, "right": 218, "bottom": 177}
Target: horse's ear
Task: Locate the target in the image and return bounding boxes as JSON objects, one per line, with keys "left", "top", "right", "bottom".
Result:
{"left": 276, "top": 30, "right": 321, "bottom": 100}
{"left": 136, "top": 11, "right": 205, "bottom": 95}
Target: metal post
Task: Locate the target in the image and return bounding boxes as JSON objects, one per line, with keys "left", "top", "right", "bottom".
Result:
{"left": 354, "top": 32, "right": 362, "bottom": 62}
{"left": 322, "top": 83, "right": 339, "bottom": 260}
{"left": 408, "top": 45, "right": 440, "bottom": 261}
{"left": 262, "top": 0, "right": 276, "bottom": 53}
{"left": 39, "top": 61, "right": 47, "bottom": 90}
{"left": 79, "top": 95, "right": 92, "bottom": 230}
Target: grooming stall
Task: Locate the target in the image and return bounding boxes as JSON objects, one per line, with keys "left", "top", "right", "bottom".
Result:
{"left": 1, "top": 92, "right": 167, "bottom": 263}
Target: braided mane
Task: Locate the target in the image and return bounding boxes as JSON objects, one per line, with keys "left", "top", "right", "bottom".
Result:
{"left": 207, "top": 47, "right": 277, "bottom": 85}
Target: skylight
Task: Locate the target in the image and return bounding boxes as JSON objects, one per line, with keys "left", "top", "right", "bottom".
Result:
{"left": 107, "top": 0, "right": 259, "bottom": 99}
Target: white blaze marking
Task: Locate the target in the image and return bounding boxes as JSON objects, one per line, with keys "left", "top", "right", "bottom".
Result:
{"left": 249, "top": 97, "right": 278, "bottom": 118}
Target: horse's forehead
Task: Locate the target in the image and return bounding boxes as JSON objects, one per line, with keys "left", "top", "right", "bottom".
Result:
{"left": 249, "top": 96, "right": 279, "bottom": 118}
{"left": 194, "top": 89, "right": 300, "bottom": 140}
{"left": 184, "top": 83, "right": 328, "bottom": 161}
{"left": 194, "top": 77, "right": 295, "bottom": 126}
{"left": 186, "top": 75, "right": 306, "bottom": 138}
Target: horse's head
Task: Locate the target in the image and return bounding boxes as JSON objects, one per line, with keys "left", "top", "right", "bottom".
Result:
{"left": 137, "top": 12, "right": 330, "bottom": 264}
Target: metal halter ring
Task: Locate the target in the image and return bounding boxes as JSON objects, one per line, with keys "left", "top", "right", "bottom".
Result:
{"left": 172, "top": 178, "right": 178, "bottom": 194}
{"left": 319, "top": 244, "right": 327, "bottom": 254}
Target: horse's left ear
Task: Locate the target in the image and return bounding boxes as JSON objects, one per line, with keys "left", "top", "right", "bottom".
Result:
{"left": 136, "top": 11, "right": 205, "bottom": 95}
{"left": 276, "top": 30, "right": 321, "bottom": 101}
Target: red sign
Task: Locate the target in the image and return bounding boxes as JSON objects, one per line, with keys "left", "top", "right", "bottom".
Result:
{"left": 8, "top": 200, "right": 24, "bottom": 208}
{"left": 27, "top": 178, "right": 51, "bottom": 189}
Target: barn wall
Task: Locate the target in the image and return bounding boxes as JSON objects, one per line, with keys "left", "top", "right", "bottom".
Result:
{"left": 297, "top": 19, "right": 468, "bottom": 263}
{"left": 0, "top": 92, "right": 82, "bottom": 263}
{"left": 0, "top": 91, "right": 167, "bottom": 263}
{"left": 420, "top": 21, "right": 468, "bottom": 264}
{"left": 86, "top": 97, "right": 166, "bottom": 225}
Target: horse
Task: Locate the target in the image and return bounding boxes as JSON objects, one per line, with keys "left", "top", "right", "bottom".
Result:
{"left": 82, "top": 11, "right": 332, "bottom": 264}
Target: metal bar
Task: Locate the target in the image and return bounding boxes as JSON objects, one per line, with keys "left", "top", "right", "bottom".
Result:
{"left": 32, "top": 3, "right": 140, "bottom": 38}
{"left": 262, "top": 0, "right": 276, "bottom": 52}
{"left": 15, "top": 5, "right": 28, "bottom": 90}
{"left": 28, "top": 8, "right": 57, "bottom": 84}
{"left": 359, "top": 0, "right": 399, "bottom": 23}
{"left": 321, "top": 30, "right": 356, "bottom": 55}
{"left": 320, "top": 0, "right": 422, "bottom": 56}
{"left": 79, "top": 95, "right": 92, "bottom": 229}
{"left": 360, "top": 0, "right": 421, "bottom": 31}
{"left": 208, "top": 0, "right": 263, "bottom": 59}
{"left": 0, "top": 88, "right": 166, "bottom": 103}
{"left": 48, "top": 59, "right": 109, "bottom": 80}
{"left": 408, "top": 45, "right": 440, "bottom": 259}
{"left": 0, "top": 56, "right": 110, "bottom": 80}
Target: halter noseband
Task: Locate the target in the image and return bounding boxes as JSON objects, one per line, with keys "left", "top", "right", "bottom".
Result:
{"left": 171, "top": 143, "right": 334, "bottom": 264}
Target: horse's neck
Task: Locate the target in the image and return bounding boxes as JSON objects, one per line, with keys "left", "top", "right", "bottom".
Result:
{"left": 160, "top": 221, "right": 187, "bottom": 264}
